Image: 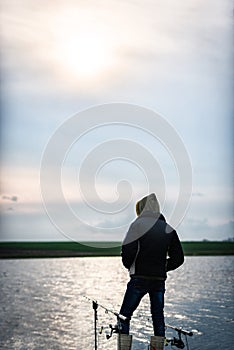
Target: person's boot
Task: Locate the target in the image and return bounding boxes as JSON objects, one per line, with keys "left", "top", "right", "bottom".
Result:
{"left": 150, "top": 336, "right": 164, "bottom": 350}
{"left": 117, "top": 334, "right": 132, "bottom": 350}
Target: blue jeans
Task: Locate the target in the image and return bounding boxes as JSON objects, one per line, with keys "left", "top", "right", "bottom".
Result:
{"left": 119, "top": 277, "right": 165, "bottom": 336}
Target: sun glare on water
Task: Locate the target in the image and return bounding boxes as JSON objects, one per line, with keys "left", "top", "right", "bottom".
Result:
{"left": 52, "top": 11, "right": 116, "bottom": 81}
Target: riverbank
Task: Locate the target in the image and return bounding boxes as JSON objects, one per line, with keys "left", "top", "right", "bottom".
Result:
{"left": 0, "top": 241, "right": 233, "bottom": 258}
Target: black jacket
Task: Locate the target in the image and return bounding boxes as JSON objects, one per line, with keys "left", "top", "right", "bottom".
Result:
{"left": 121, "top": 211, "right": 184, "bottom": 279}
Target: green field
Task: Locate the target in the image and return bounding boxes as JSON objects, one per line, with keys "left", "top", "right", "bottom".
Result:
{"left": 0, "top": 241, "right": 233, "bottom": 258}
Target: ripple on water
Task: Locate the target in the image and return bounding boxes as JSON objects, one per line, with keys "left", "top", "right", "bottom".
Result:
{"left": 0, "top": 256, "right": 233, "bottom": 349}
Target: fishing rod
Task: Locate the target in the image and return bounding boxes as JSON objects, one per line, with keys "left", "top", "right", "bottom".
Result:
{"left": 84, "top": 295, "right": 193, "bottom": 349}
{"left": 83, "top": 296, "right": 128, "bottom": 321}
{"left": 83, "top": 296, "right": 128, "bottom": 350}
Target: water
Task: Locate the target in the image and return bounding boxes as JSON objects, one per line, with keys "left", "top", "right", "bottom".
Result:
{"left": 0, "top": 256, "right": 233, "bottom": 349}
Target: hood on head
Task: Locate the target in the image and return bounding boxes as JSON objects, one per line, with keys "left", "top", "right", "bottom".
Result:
{"left": 136, "top": 193, "right": 160, "bottom": 216}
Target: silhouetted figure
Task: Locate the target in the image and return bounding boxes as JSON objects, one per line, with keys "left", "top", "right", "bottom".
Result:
{"left": 119, "top": 193, "right": 184, "bottom": 350}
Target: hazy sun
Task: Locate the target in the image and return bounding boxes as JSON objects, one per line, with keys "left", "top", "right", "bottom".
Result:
{"left": 62, "top": 33, "right": 112, "bottom": 77}
{"left": 52, "top": 11, "right": 115, "bottom": 81}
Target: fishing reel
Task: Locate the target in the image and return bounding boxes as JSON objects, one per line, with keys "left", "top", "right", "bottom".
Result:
{"left": 165, "top": 336, "right": 185, "bottom": 348}
{"left": 165, "top": 325, "right": 193, "bottom": 349}
{"left": 106, "top": 324, "right": 121, "bottom": 339}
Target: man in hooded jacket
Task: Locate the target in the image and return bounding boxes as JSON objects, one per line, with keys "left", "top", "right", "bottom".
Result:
{"left": 118, "top": 193, "right": 184, "bottom": 350}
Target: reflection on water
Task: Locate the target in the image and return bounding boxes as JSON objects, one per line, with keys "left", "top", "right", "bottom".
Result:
{"left": 0, "top": 256, "right": 233, "bottom": 349}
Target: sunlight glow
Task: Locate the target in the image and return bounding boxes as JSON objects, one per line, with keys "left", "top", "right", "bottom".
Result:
{"left": 52, "top": 11, "right": 116, "bottom": 80}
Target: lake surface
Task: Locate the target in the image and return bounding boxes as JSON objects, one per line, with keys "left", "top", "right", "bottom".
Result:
{"left": 0, "top": 256, "right": 233, "bottom": 349}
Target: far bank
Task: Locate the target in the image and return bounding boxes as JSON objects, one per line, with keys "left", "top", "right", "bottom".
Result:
{"left": 0, "top": 241, "right": 233, "bottom": 259}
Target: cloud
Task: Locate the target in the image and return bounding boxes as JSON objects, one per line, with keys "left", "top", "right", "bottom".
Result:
{"left": 180, "top": 217, "right": 234, "bottom": 241}
{"left": 192, "top": 192, "right": 204, "bottom": 197}
{"left": 2, "top": 195, "right": 18, "bottom": 202}
{"left": 0, "top": 0, "right": 233, "bottom": 242}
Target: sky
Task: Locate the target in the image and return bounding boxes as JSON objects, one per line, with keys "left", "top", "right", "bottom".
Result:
{"left": 0, "top": 0, "right": 233, "bottom": 242}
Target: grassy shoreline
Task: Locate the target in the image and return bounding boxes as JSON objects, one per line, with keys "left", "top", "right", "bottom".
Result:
{"left": 0, "top": 241, "right": 234, "bottom": 259}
